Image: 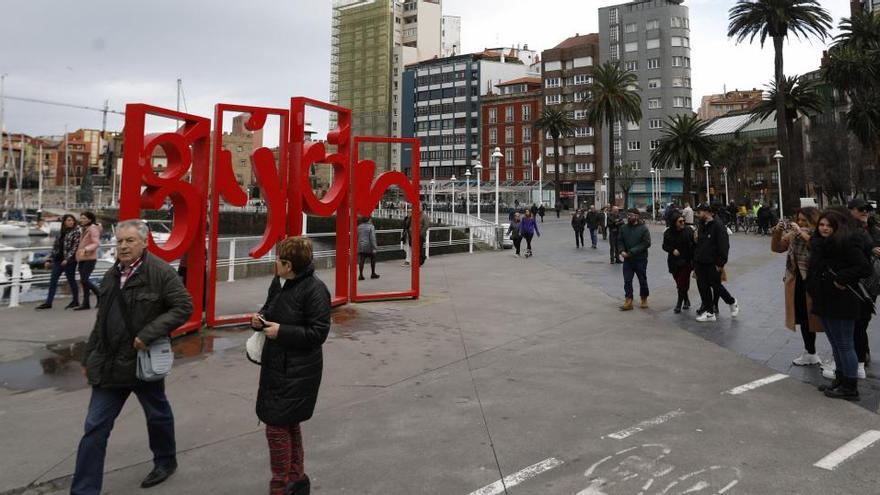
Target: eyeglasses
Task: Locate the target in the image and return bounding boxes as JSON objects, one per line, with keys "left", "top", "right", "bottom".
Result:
{"left": 677, "top": 219, "right": 685, "bottom": 223}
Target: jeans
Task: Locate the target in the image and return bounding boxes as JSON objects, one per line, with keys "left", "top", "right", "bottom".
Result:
{"left": 694, "top": 262, "right": 734, "bottom": 313}
{"left": 623, "top": 258, "right": 649, "bottom": 299}
{"left": 45, "top": 259, "right": 78, "bottom": 306}
{"left": 822, "top": 317, "right": 859, "bottom": 379}
{"left": 78, "top": 260, "right": 100, "bottom": 305}
{"left": 589, "top": 228, "right": 598, "bottom": 247}
{"left": 71, "top": 380, "right": 177, "bottom": 495}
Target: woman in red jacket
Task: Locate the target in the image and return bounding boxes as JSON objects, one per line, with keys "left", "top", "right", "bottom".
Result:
{"left": 75, "top": 211, "right": 103, "bottom": 310}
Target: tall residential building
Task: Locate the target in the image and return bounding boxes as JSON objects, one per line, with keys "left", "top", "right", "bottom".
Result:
{"left": 541, "top": 34, "right": 603, "bottom": 209}
{"left": 697, "top": 88, "right": 763, "bottom": 121}
{"left": 441, "top": 15, "right": 461, "bottom": 57}
{"left": 852, "top": 0, "right": 880, "bottom": 14}
{"left": 598, "top": 0, "right": 693, "bottom": 207}
{"left": 480, "top": 77, "right": 543, "bottom": 186}
{"left": 401, "top": 50, "right": 533, "bottom": 180}
{"left": 330, "top": 0, "right": 443, "bottom": 173}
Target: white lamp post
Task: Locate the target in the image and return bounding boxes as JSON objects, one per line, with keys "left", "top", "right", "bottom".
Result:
{"left": 537, "top": 158, "right": 543, "bottom": 206}
{"left": 492, "top": 146, "right": 503, "bottom": 225}
{"left": 703, "top": 160, "right": 711, "bottom": 204}
{"left": 474, "top": 161, "right": 483, "bottom": 220}
{"left": 430, "top": 177, "right": 436, "bottom": 218}
{"left": 773, "top": 150, "right": 784, "bottom": 219}
{"left": 464, "top": 169, "right": 471, "bottom": 216}
{"left": 603, "top": 173, "right": 609, "bottom": 206}
{"left": 723, "top": 167, "right": 729, "bottom": 206}
{"left": 650, "top": 168, "right": 657, "bottom": 221}
{"left": 450, "top": 174, "right": 457, "bottom": 214}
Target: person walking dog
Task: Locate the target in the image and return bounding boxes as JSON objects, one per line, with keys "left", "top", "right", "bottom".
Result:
{"left": 71, "top": 219, "right": 193, "bottom": 494}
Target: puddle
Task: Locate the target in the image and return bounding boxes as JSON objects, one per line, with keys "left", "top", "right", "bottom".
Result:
{"left": 0, "top": 328, "right": 248, "bottom": 392}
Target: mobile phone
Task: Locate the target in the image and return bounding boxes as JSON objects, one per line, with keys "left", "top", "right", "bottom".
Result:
{"left": 257, "top": 315, "right": 268, "bottom": 325}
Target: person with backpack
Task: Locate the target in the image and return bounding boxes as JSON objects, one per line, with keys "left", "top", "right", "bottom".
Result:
{"left": 808, "top": 210, "right": 872, "bottom": 400}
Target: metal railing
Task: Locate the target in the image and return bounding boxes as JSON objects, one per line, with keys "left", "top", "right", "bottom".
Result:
{"left": 0, "top": 227, "right": 487, "bottom": 308}
{"left": 371, "top": 208, "right": 499, "bottom": 246}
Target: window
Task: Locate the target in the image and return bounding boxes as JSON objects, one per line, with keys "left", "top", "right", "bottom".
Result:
{"left": 673, "top": 96, "right": 686, "bottom": 108}
{"left": 546, "top": 94, "right": 561, "bottom": 105}
{"left": 575, "top": 145, "right": 594, "bottom": 155}
{"left": 646, "top": 39, "right": 660, "bottom": 50}
{"left": 610, "top": 44, "right": 620, "bottom": 60}
{"left": 576, "top": 163, "right": 595, "bottom": 173}
{"left": 624, "top": 60, "right": 638, "bottom": 71}
{"left": 671, "top": 16, "right": 682, "bottom": 28}
{"left": 545, "top": 77, "right": 561, "bottom": 88}
{"left": 648, "top": 98, "right": 662, "bottom": 109}
{"left": 506, "top": 170, "right": 514, "bottom": 181}
{"left": 544, "top": 60, "right": 562, "bottom": 71}
{"left": 646, "top": 19, "right": 659, "bottom": 30}
{"left": 647, "top": 58, "right": 660, "bottom": 69}
{"left": 649, "top": 118, "right": 663, "bottom": 129}
{"left": 672, "top": 77, "right": 684, "bottom": 88}
{"left": 609, "top": 8, "right": 619, "bottom": 25}
{"left": 523, "top": 167, "right": 532, "bottom": 180}
{"left": 489, "top": 128, "right": 497, "bottom": 144}
{"left": 683, "top": 37, "right": 690, "bottom": 47}
{"left": 613, "top": 121, "right": 622, "bottom": 136}
{"left": 488, "top": 108, "right": 497, "bottom": 123}
{"left": 522, "top": 105, "right": 531, "bottom": 121}
{"left": 523, "top": 147, "right": 532, "bottom": 164}
{"left": 506, "top": 147, "right": 515, "bottom": 166}
{"left": 574, "top": 109, "right": 588, "bottom": 120}
{"left": 648, "top": 78, "right": 661, "bottom": 89}
{"left": 625, "top": 42, "right": 638, "bottom": 53}
{"left": 672, "top": 56, "right": 683, "bottom": 67}
{"left": 771, "top": 171, "right": 778, "bottom": 183}
{"left": 505, "top": 127, "right": 514, "bottom": 144}
{"left": 756, "top": 171, "right": 765, "bottom": 182}
{"left": 629, "top": 160, "right": 641, "bottom": 171}
{"left": 523, "top": 125, "right": 532, "bottom": 142}
{"left": 627, "top": 141, "right": 641, "bottom": 151}
{"left": 649, "top": 139, "right": 661, "bottom": 150}
{"left": 573, "top": 74, "right": 591, "bottom": 85}
{"left": 236, "top": 145, "right": 243, "bottom": 152}
{"left": 610, "top": 25, "right": 620, "bottom": 43}
{"left": 614, "top": 140, "right": 622, "bottom": 154}
{"left": 574, "top": 91, "right": 591, "bottom": 102}
{"left": 572, "top": 57, "right": 593, "bottom": 68}
{"left": 574, "top": 127, "right": 593, "bottom": 137}
{"left": 504, "top": 106, "right": 514, "bottom": 122}
{"left": 685, "top": 57, "right": 691, "bottom": 68}
{"left": 625, "top": 22, "right": 638, "bottom": 33}
{"left": 627, "top": 121, "right": 640, "bottom": 131}
{"left": 671, "top": 36, "right": 683, "bottom": 47}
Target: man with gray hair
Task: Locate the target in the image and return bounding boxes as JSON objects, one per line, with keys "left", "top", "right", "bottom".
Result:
{"left": 72, "top": 219, "right": 193, "bottom": 494}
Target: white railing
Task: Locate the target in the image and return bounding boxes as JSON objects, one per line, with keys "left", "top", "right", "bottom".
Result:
{"left": 372, "top": 208, "right": 499, "bottom": 246}
{"left": 0, "top": 227, "right": 484, "bottom": 308}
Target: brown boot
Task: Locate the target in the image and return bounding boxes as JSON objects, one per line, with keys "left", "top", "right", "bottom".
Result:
{"left": 640, "top": 297, "right": 649, "bottom": 309}
{"left": 620, "top": 298, "right": 634, "bottom": 311}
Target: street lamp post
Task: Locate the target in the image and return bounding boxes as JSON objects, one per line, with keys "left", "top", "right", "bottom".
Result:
{"left": 774, "top": 150, "right": 784, "bottom": 219}
{"left": 450, "top": 174, "right": 456, "bottom": 214}
{"left": 537, "top": 158, "right": 543, "bottom": 207}
{"left": 602, "top": 173, "right": 609, "bottom": 206}
{"left": 464, "top": 169, "right": 471, "bottom": 216}
{"left": 492, "top": 147, "right": 503, "bottom": 225}
{"left": 430, "top": 178, "right": 436, "bottom": 219}
{"left": 723, "top": 167, "right": 729, "bottom": 206}
{"left": 650, "top": 169, "right": 657, "bottom": 221}
{"left": 703, "top": 160, "right": 711, "bottom": 205}
{"left": 474, "top": 161, "right": 483, "bottom": 220}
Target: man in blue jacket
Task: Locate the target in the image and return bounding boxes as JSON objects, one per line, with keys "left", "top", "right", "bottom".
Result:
{"left": 619, "top": 208, "right": 651, "bottom": 311}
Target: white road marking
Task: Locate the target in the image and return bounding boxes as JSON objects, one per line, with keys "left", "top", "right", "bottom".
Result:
{"left": 607, "top": 409, "right": 685, "bottom": 440}
{"left": 723, "top": 373, "right": 788, "bottom": 395}
{"left": 814, "top": 430, "right": 880, "bottom": 471}
{"left": 467, "top": 457, "right": 564, "bottom": 495}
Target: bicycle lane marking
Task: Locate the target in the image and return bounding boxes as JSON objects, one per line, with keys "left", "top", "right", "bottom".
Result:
{"left": 604, "top": 409, "right": 685, "bottom": 440}
{"left": 466, "top": 457, "right": 564, "bottom": 495}
{"left": 814, "top": 430, "right": 880, "bottom": 471}
{"left": 723, "top": 373, "right": 788, "bottom": 395}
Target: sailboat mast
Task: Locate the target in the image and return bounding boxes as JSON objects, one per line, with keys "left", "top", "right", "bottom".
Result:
{"left": 38, "top": 143, "right": 43, "bottom": 211}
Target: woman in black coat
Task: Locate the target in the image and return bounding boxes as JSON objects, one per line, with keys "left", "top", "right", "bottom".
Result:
{"left": 807, "top": 211, "right": 872, "bottom": 401}
{"left": 662, "top": 212, "right": 695, "bottom": 313}
{"left": 252, "top": 237, "right": 331, "bottom": 495}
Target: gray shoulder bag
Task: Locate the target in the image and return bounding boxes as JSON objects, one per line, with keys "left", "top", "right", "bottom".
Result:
{"left": 117, "top": 285, "right": 174, "bottom": 381}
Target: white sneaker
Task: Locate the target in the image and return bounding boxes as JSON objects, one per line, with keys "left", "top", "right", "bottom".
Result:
{"left": 858, "top": 363, "right": 867, "bottom": 379}
{"left": 792, "top": 352, "right": 822, "bottom": 366}
{"left": 822, "top": 361, "right": 837, "bottom": 379}
{"left": 729, "top": 300, "right": 739, "bottom": 318}
{"left": 696, "top": 312, "right": 716, "bottom": 322}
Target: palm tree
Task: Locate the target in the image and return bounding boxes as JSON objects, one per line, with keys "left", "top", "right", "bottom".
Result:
{"left": 728, "top": 0, "right": 832, "bottom": 210}
{"left": 750, "top": 75, "right": 825, "bottom": 197}
{"left": 535, "top": 107, "right": 576, "bottom": 209}
{"left": 585, "top": 61, "right": 642, "bottom": 206}
{"left": 650, "top": 113, "right": 716, "bottom": 205}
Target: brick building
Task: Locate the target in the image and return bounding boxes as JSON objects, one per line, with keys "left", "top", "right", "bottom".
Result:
{"left": 480, "top": 77, "right": 542, "bottom": 184}
{"left": 697, "top": 89, "right": 763, "bottom": 121}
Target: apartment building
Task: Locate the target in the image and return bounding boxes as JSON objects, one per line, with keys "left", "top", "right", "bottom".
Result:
{"left": 540, "top": 34, "right": 603, "bottom": 208}
{"left": 598, "top": 0, "right": 692, "bottom": 207}
{"left": 480, "top": 77, "right": 543, "bottom": 184}
{"left": 697, "top": 89, "right": 763, "bottom": 121}
{"left": 441, "top": 15, "right": 461, "bottom": 57}
{"left": 401, "top": 49, "right": 533, "bottom": 180}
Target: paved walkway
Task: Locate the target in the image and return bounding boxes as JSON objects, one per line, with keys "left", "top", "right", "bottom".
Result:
{"left": 1, "top": 216, "right": 879, "bottom": 494}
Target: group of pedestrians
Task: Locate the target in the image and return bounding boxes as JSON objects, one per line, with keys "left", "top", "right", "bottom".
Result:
{"left": 570, "top": 206, "right": 602, "bottom": 249}
{"left": 36, "top": 211, "right": 103, "bottom": 311}
{"left": 770, "top": 199, "right": 879, "bottom": 401}
{"left": 507, "top": 210, "right": 540, "bottom": 257}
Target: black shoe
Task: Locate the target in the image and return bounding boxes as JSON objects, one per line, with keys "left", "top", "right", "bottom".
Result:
{"left": 286, "top": 474, "right": 311, "bottom": 495}
{"left": 35, "top": 303, "right": 52, "bottom": 310}
{"left": 358, "top": 275, "right": 365, "bottom": 281}
{"left": 683, "top": 299, "right": 691, "bottom": 310}
{"left": 141, "top": 462, "right": 177, "bottom": 488}
{"left": 674, "top": 306, "right": 682, "bottom": 314}
{"left": 370, "top": 273, "right": 380, "bottom": 279}
{"left": 74, "top": 303, "right": 91, "bottom": 311}
{"left": 824, "top": 377, "right": 859, "bottom": 401}
{"left": 64, "top": 301, "right": 79, "bottom": 310}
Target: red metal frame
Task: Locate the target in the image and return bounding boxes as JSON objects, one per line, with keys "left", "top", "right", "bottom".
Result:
{"left": 206, "top": 104, "right": 289, "bottom": 327}
{"left": 350, "top": 136, "right": 420, "bottom": 303}
{"left": 119, "top": 104, "right": 210, "bottom": 336}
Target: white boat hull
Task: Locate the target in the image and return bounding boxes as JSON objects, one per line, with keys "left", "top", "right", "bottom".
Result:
{"left": 0, "top": 223, "right": 29, "bottom": 237}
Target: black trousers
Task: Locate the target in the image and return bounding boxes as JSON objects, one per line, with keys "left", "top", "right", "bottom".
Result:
{"left": 523, "top": 233, "right": 534, "bottom": 251}
{"left": 78, "top": 260, "right": 100, "bottom": 305}
{"left": 855, "top": 299, "right": 874, "bottom": 362}
{"left": 574, "top": 229, "right": 585, "bottom": 247}
{"left": 513, "top": 237, "right": 522, "bottom": 255}
{"left": 694, "top": 262, "right": 734, "bottom": 313}
{"left": 358, "top": 253, "right": 376, "bottom": 276}
{"left": 609, "top": 232, "right": 620, "bottom": 262}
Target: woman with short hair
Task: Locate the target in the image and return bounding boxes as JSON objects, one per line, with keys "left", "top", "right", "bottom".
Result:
{"left": 251, "top": 237, "right": 331, "bottom": 494}
{"left": 357, "top": 216, "right": 379, "bottom": 281}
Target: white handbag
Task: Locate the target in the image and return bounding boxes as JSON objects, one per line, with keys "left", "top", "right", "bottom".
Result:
{"left": 136, "top": 338, "right": 174, "bottom": 381}
{"left": 246, "top": 330, "right": 266, "bottom": 365}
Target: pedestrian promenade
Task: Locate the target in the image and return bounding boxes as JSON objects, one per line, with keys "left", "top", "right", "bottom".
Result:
{"left": 1, "top": 217, "right": 879, "bottom": 494}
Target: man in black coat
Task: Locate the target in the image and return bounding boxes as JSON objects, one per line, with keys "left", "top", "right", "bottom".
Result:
{"left": 693, "top": 204, "right": 739, "bottom": 322}
{"left": 73, "top": 219, "right": 193, "bottom": 494}
{"left": 586, "top": 205, "right": 601, "bottom": 249}
{"left": 572, "top": 210, "right": 586, "bottom": 248}
{"left": 607, "top": 206, "right": 624, "bottom": 264}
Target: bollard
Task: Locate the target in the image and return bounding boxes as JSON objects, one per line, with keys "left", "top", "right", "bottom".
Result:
{"left": 9, "top": 251, "right": 22, "bottom": 308}
{"left": 469, "top": 229, "right": 473, "bottom": 254}
{"left": 227, "top": 238, "right": 236, "bottom": 282}
{"left": 449, "top": 228, "right": 453, "bottom": 245}
{"left": 425, "top": 228, "right": 430, "bottom": 259}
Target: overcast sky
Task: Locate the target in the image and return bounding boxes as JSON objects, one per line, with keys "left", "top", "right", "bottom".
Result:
{"left": 0, "top": 0, "right": 853, "bottom": 140}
